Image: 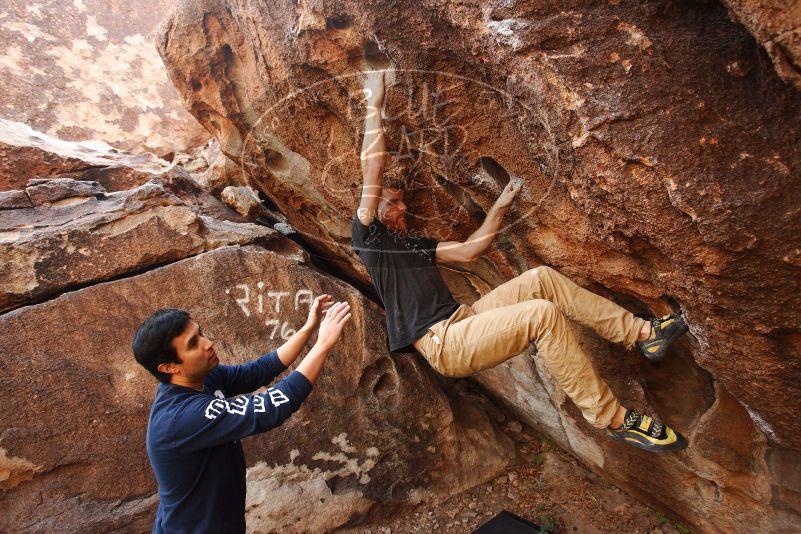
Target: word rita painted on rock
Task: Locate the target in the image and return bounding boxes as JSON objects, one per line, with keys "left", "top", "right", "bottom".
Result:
{"left": 225, "top": 283, "right": 315, "bottom": 340}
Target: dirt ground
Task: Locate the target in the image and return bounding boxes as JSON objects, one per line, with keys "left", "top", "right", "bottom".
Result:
{"left": 335, "top": 420, "right": 692, "bottom": 534}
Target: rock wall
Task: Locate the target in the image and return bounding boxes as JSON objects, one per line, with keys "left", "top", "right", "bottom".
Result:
{"left": 155, "top": 1, "right": 801, "bottom": 532}
{"left": 0, "top": 119, "right": 171, "bottom": 192}
{"left": 0, "top": 0, "right": 208, "bottom": 155}
{"left": 0, "top": 129, "right": 515, "bottom": 533}
{"left": 0, "top": 172, "right": 272, "bottom": 314}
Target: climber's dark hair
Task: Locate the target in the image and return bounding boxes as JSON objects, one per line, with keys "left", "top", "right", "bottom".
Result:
{"left": 385, "top": 178, "right": 407, "bottom": 192}
{"left": 382, "top": 157, "right": 416, "bottom": 192}
{"left": 132, "top": 308, "right": 191, "bottom": 383}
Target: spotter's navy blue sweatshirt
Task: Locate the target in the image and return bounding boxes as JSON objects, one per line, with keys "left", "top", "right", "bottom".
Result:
{"left": 146, "top": 350, "right": 312, "bottom": 534}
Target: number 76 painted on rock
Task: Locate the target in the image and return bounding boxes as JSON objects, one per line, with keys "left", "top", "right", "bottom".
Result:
{"left": 225, "top": 283, "right": 316, "bottom": 340}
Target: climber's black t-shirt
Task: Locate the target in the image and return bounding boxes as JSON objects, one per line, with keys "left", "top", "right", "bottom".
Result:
{"left": 351, "top": 216, "right": 459, "bottom": 352}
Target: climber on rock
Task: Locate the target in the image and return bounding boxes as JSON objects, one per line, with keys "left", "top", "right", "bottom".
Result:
{"left": 352, "top": 69, "right": 690, "bottom": 453}
{"left": 132, "top": 295, "right": 351, "bottom": 533}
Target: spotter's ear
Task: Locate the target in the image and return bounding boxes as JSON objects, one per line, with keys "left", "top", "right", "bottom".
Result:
{"left": 157, "top": 362, "right": 180, "bottom": 375}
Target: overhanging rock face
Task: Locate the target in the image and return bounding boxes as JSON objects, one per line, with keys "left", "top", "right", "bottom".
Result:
{"left": 157, "top": 1, "right": 801, "bottom": 531}
{"left": 0, "top": 246, "right": 514, "bottom": 533}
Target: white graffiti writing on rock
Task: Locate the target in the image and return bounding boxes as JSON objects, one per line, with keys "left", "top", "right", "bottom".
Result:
{"left": 225, "top": 284, "right": 316, "bottom": 340}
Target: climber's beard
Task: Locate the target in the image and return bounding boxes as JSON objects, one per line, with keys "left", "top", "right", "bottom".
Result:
{"left": 377, "top": 187, "right": 409, "bottom": 233}
{"left": 385, "top": 212, "right": 408, "bottom": 233}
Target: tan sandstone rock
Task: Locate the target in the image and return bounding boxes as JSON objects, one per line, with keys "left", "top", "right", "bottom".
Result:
{"left": 0, "top": 0, "right": 208, "bottom": 155}
{"left": 0, "top": 119, "right": 171, "bottom": 192}
{"left": 0, "top": 170, "right": 281, "bottom": 314}
{"left": 156, "top": 1, "right": 801, "bottom": 531}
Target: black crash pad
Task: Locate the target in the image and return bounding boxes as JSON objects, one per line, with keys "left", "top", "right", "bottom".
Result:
{"left": 472, "top": 510, "right": 543, "bottom": 533}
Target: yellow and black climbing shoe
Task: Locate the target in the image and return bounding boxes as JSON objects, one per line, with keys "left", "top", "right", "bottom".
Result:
{"left": 636, "top": 311, "right": 689, "bottom": 361}
{"left": 606, "top": 410, "right": 688, "bottom": 453}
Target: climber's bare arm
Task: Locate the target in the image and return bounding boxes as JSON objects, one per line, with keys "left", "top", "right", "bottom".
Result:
{"left": 358, "top": 70, "right": 387, "bottom": 226}
{"left": 436, "top": 181, "right": 521, "bottom": 263}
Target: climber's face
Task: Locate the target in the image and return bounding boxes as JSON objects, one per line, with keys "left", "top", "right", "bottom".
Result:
{"left": 378, "top": 187, "right": 408, "bottom": 232}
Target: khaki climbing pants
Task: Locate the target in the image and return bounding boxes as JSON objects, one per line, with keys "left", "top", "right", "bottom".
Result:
{"left": 414, "top": 266, "right": 648, "bottom": 429}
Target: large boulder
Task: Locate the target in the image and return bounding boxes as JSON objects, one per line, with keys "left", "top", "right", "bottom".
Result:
{"left": 156, "top": 1, "right": 801, "bottom": 531}
{"left": 0, "top": 127, "right": 515, "bottom": 531}
{"left": 0, "top": 244, "right": 514, "bottom": 533}
{"left": 0, "top": 172, "right": 280, "bottom": 314}
{"left": 0, "top": 119, "right": 171, "bottom": 192}
{"left": 0, "top": 0, "right": 208, "bottom": 155}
